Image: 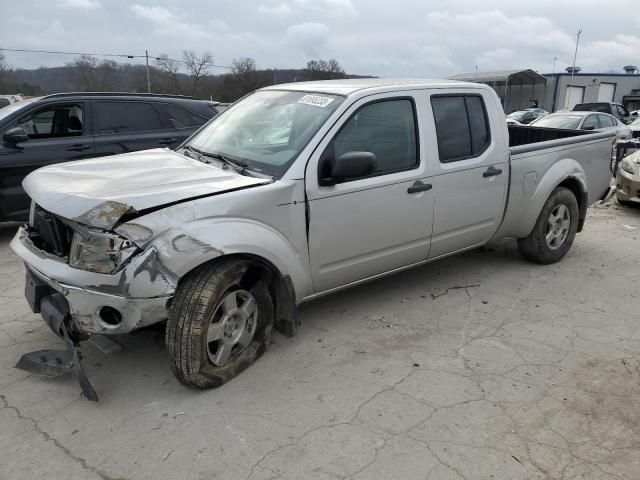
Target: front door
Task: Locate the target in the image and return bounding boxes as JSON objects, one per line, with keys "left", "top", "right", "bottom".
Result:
{"left": 0, "top": 101, "right": 94, "bottom": 221}
{"left": 306, "top": 95, "right": 434, "bottom": 293}
{"left": 427, "top": 92, "right": 508, "bottom": 259}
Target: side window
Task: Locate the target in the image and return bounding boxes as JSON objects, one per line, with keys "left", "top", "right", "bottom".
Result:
{"left": 16, "top": 104, "right": 83, "bottom": 139}
{"left": 161, "top": 104, "right": 208, "bottom": 129}
{"left": 94, "top": 101, "right": 162, "bottom": 134}
{"left": 332, "top": 99, "right": 418, "bottom": 175}
{"left": 597, "top": 115, "right": 614, "bottom": 128}
{"left": 431, "top": 95, "right": 490, "bottom": 163}
{"left": 582, "top": 115, "right": 598, "bottom": 129}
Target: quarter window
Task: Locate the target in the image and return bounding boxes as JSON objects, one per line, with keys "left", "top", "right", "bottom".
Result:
{"left": 16, "top": 104, "right": 83, "bottom": 139}
{"left": 94, "top": 101, "right": 162, "bottom": 134}
{"left": 431, "top": 95, "right": 491, "bottom": 163}
{"left": 332, "top": 99, "right": 418, "bottom": 175}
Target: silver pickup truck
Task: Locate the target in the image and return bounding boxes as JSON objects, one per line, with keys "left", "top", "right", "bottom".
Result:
{"left": 10, "top": 79, "right": 614, "bottom": 395}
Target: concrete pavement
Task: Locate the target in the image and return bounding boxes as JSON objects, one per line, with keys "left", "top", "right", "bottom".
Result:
{"left": 1, "top": 203, "right": 639, "bottom": 480}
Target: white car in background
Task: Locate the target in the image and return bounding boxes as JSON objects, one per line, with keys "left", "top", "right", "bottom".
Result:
{"left": 0, "top": 94, "right": 24, "bottom": 109}
{"left": 531, "top": 111, "right": 632, "bottom": 141}
{"left": 627, "top": 116, "right": 640, "bottom": 138}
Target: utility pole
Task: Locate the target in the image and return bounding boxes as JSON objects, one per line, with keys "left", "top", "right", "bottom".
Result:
{"left": 566, "top": 28, "right": 582, "bottom": 109}
{"left": 552, "top": 56, "right": 557, "bottom": 74}
{"left": 145, "top": 50, "right": 151, "bottom": 93}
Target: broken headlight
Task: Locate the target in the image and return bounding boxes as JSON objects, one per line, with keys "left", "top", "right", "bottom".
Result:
{"left": 620, "top": 157, "right": 640, "bottom": 176}
{"left": 69, "top": 230, "right": 138, "bottom": 274}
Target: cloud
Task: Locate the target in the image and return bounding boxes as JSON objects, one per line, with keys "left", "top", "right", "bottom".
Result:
{"left": 286, "top": 22, "right": 330, "bottom": 56}
{"left": 130, "top": 4, "right": 210, "bottom": 39}
{"left": 258, "top": 3, "right": 292, "bottom": 16}
{"left": 293, "top": 0, "right": 357, "bottom": 17}
{"left": 57, "top": 0, "right": 101, "bottom": 9}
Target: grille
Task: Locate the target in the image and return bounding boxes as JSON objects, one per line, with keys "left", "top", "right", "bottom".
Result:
{"left": 28, "top": 204, "right": 72, "bottom": 258}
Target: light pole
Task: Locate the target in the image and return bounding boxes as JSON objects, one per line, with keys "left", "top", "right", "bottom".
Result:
{"left": 145, "top": 50, "right": 151, "bottom": 93}
{"left": 566, "top": 28, "right": 583, "bottom": 109}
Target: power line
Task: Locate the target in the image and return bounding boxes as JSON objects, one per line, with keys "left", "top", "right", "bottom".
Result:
{"left": 0, "top": 47, "right": 232, "bottom": 69}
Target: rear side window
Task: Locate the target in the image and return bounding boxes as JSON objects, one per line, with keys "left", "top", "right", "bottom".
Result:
{"left": 574, "top": 103, "right": 610, "bottom": 113}
{"left": 160, "top": 103, "right": 208, "bottom": 129}
{"left": 597, "top": 114, "right": 615, "bottom": 128}
{"left": 94, "top": 101, "right": 162, "bottom": 134}
{"left": 431, "top": 95, "right": 491, "bottom": 163}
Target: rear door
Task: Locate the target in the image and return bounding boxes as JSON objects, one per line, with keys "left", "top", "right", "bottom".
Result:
{"left": 0, "top": 101, "right": 94, "bottom": 221}
{"left": 92, "top": 100, "right": 179, "bottom": 156}
{"left": 427, "top": 91, "right": 508, "bottom": 259}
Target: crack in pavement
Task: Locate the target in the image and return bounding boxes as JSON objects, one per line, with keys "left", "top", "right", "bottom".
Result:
{"left": 0, "top": 394, "right": 128, "bottom": 480}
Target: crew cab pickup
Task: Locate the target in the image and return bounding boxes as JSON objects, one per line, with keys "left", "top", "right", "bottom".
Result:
{"left": 10, "top": 79, "right": 614, "bottom": 394}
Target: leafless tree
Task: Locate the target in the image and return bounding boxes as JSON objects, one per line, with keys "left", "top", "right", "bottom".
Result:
{"left": 182, "top": 50, "right": 214, "bottom": 96}
{"left": 0, "top": 53, "right": 15, "bottom": 93}
{"left": 155, "top": 53, "right": 181, "bottom": 94}
{"left": 69, "top": 55, "right": 99, "bottom": 90}
{"left": 306, "top": 59, "right": 345, "bottom": 80}
{"left": 68, "top": 55, "right": 118, "bottom": 91}
{"left": 231, "top": 57, "right": 258, "bottom": 96}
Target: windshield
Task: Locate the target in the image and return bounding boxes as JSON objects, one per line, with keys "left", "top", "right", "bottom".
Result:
{"left": 0, "top": 98, "right": 39, "bottom": 122}
{"left": 186, "top": 90, "right": 344, "bottom": 176}
{"left": 532, "top": 115, "right": 583, "bottom": 129}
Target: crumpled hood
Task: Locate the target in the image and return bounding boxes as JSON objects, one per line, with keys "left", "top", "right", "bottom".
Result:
{"left": 23, "top": 148, "right": 270, "bottom": 229}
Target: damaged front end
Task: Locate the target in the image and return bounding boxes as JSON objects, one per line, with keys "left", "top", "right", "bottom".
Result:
{"left": 11, "top": 203, "right": 177, "bottom": 400}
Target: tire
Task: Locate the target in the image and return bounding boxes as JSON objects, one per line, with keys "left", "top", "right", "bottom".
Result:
{"left": 517, "top": 187, "right": 579, "bottom": 265}
{"left": 166, "top": 259, "right": 274, "bottom": 389}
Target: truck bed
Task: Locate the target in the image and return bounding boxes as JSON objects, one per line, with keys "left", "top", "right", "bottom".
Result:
{"left": 508, "top": 124, "right": 592, "bottom": 148}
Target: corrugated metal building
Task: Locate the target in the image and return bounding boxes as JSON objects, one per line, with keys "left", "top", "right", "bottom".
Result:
{"left": 450, "top": 68, "right": 640, "bottom": 113}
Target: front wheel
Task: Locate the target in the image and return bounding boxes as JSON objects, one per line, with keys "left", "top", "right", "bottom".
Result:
{"left": 517, "top": 187, "right": 579, "bottom": 265}
{"left": 166, "top": 259, "right": 274, "bottom": 389}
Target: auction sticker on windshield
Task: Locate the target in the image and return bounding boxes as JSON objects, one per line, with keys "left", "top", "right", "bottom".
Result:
{"left": 297, "top": 95, "right": 335, "bottom": 108}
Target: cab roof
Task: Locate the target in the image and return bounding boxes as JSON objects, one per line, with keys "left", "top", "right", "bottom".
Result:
{"left": 263, "top": 78, "right": 485, "bottom": 96}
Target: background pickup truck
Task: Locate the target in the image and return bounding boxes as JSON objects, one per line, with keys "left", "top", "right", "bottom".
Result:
{"left": 11, "top": 79, "right": 614, "bottom": 394}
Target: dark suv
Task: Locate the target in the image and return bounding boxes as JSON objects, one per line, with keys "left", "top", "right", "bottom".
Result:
{"left": 573, "top": 102, "right": 632, "bottom": 124}
{"left": 0, "top": 93, "right": 219, "bottom": 222}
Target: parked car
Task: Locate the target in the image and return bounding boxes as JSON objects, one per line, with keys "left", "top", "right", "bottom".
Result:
{"left": 0, "top": 93, "right": 219, "bottom": 222}
{"left": 506, "top": 108, "right": 547, "bottom": 125}
{"left": 573, "top": 102, "right": 633, "bottom": 124}
{"left": 627, "top": 116, "right": 640, "bottom": 138}
{"left": 0, "top": 94, "right": 25, "bottom": 109}
{"left": 10, "top": 79, "right": 614, "bottom": 398}
{"left": 616, "top": 150, "right": 640, "bottom": 205}
{"left": 531, "top": 111, "right": 632, "bottom": 140}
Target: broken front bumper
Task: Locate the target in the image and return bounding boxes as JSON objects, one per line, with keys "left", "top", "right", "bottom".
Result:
{"left": 616, "top": 168, "right": 640, "bottom": 203}
{"left": 10, "top": 225, "right": 176, "bottom": 335}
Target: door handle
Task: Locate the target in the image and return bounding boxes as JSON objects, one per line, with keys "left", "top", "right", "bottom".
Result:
{"left": 407, "top": 180, "right": 433, "bottom": 194}
{"left": 66, "top": 144, "right": 92, "bottom": 152}
{"left": 483, "top": 166, "right": 503, "bottom": 178}
{"left": 158, "top": 138, "right": 178, "bottom": 145}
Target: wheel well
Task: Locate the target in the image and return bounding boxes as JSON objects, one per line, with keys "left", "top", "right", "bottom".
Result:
{"left": 557, "top": 177, "right": 587, "bottom": 232}
{"left": 176, "top": 254, "right": 298, "bottom": 337}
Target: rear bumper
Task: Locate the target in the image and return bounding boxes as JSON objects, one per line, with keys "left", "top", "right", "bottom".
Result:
{"left": 11, "top": 225, "right": 176, "bottom": 335}
{"left": 616, "top": 168, "right": 640, "bottom": 203}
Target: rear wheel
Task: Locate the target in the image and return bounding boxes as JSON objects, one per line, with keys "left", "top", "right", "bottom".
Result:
{"left": 166, "top": 259, "right": 274, "bottom": 389}
{"left": 517, "top": 187, "right": 579, "bottom": 264}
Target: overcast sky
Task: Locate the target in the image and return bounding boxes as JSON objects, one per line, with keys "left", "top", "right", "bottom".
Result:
{"left": 3, "top": 0, "right": 640, "bottom": 77}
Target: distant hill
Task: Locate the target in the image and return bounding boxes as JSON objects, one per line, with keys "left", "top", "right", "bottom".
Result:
{"left": 9, "top": 64, "right": 373, "bottom": 101}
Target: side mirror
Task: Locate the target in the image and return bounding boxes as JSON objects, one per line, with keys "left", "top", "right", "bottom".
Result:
{"left": 3, "top": 127, "right": 29, "bottom": 146}
{"left": 319, "top": 151, "right": 376, "bottom": 186}
{"left": 582, "top": 124, "right": 596, "bottom": 131}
